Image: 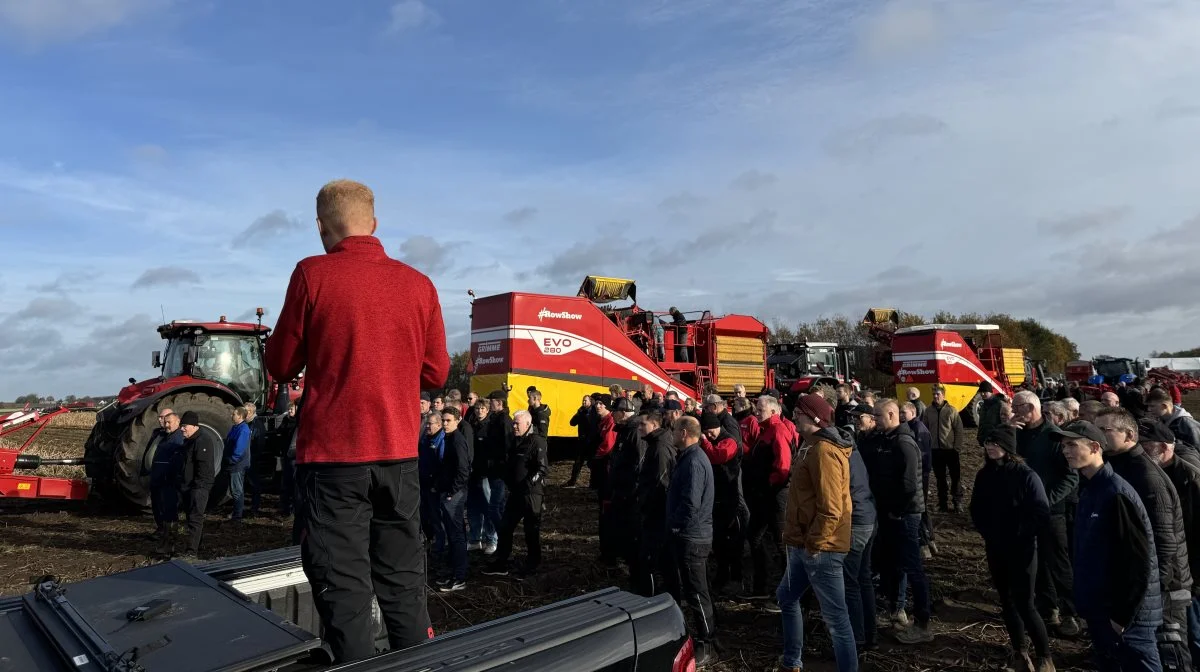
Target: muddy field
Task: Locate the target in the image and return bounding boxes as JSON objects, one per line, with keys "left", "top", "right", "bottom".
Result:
{"left": 0, "top": 412, "right": 1098, "bottom": 671}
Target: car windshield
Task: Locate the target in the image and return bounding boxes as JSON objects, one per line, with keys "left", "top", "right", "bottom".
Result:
{"left": 163, "top": 333, "right": 264, "bottom": 402}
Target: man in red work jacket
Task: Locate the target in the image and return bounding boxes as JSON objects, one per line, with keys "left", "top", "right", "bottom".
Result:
{"left": 742, "top": 394, "right": 796, "bottom": 599}
{"left": 266, "top": 179, "right": 450, "bottom": 663}
{"left": 592, "top": 394, "right": 617, "bottom": 506}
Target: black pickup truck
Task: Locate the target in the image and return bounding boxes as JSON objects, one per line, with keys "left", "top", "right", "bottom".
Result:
{"left": 0, "top": 547, "right": 694, "bottom": 672}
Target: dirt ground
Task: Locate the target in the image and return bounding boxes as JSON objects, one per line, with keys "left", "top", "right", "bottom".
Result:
{"left": 0, "top": 413, "right": 1097, "bottom": 671}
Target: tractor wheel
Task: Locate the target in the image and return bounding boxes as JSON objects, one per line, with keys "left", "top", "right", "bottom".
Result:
{"left": 84, "top": 409, "right": 124, "bottom": 499}
{"left": 113, "top": 392, "right": 235, "bottom": 511}
{"left": 961, "top": 395, "right": 982, "bottom": 428}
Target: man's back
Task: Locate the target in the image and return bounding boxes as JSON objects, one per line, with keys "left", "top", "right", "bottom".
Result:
{"left": 267, "top": 236, "right": 450, "bottom": 465}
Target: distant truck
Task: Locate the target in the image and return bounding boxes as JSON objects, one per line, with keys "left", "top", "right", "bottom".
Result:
{"left": 1, "top": 547, "right": 696, "bottom": 672}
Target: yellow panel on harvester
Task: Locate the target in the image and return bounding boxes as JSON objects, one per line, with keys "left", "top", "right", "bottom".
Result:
{"left": 471, "top": 372, "right": 608, "bottom": 439}
{"left": 1002, "top": 348, "right": 1026, "bottom": 386}
{"left": 715, "top": 336, "right": 766, "bottom": 394}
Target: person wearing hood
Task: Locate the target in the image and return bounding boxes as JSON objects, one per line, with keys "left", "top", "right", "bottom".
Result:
{"left": 1140, "top": 417, "right": 1200, "bottom": 665}
{"left": 527, "top": 389, "right": 552, "bottom": 438}
{"left": 700, "top": 409, "right": 747, "bottom": 594}
{"left": 776, "top": 394, "right": 857, "bottom": 672}
{"left": 1146, "top": 388, "right": 1200, "bottom": 467}
{"left": 977, "top": 382, "right": 1005, "bottom": 447}
{"left": 874, "top": 399, "right": 934, "bottom": 645}
{"left": 1095, "top": 408, "right": 1193, "bottom": 670}
{"left": 970, "top": 426, "right": 1055, "bottom": 672}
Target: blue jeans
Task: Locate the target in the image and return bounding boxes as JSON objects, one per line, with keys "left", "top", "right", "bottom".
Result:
{"left": 467, "top": 478, "right": 501, "bottom": 545}
{"left": 844, "top": 524, "right": 876, "bottom": 647}
{"left": 777, "top": 546, "right": 859, "bottom": 671}
{"left": 228, "top": 469, "right": 245, "bottom": 519}
{"left": 884, "top": 514, "right": 930, "bottom": 625}
{"left": 1190, "top": 597, "right": 1200, "bottom": 666}
{"left": 1087, "top": 616, "right": 1162, "bottom": 672}
{"left": 439, "top": 491, "right": 468, "bottom": 581}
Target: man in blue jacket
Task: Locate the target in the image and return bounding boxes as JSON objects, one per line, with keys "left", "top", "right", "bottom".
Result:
{"left": 1057, "top": 420, "right": 1162, "bottom": 672}
{"left": 225, "top": 405, "right": 252, "bottom": 522}
{"left": 665, "top": 415, "right": 716, "bottom": 666}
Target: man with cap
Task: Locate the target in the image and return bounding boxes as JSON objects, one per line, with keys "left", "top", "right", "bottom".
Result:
{"left": 1095, "top": 408, "right": 1193, "bottom": 670}
{"left": 662, "top": 398, "right": 684, "bottom": 429}
{"left": 777, "top": 393, "right": 857, "bottom": 672}
{"left": 634, "top": 409, "right": 677, "bottom": 596}
{"left": 704, "top": 394, "right": 744, "bottom": 448}
{"left": 664, "top": 416, "right": 717, "bottom": 665}
{"left": 970, "top": 425, "right": 1054, "bottom": 672}
{"left": 1057, "top": 419, "right": 1162, "bottom": 671}
{"left": 1141, "top": 417, "right": 1200, "bottom": 665}
{"left": 700, "top": 409, "right": 747, "bottom": 594}
{"left": 179, "top": 410, "right": 220, "bottom": 559}
{"left": 602, "top": 397, "right": 643, "bottom": 567}
{"left": 977, "top": 382, "right": 1005, "bottom": 447}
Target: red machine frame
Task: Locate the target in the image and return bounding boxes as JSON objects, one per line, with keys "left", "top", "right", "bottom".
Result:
{"left": 0, "top": 406, "right": 90, "bottom": 500}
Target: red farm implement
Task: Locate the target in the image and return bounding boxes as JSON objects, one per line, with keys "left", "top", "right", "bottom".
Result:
{"left": 0, "top": 406, "right": 90, "bottom": 500}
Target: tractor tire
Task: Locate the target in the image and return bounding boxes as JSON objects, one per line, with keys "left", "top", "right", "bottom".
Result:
{"left": 84, "top": 408, "right": 124, "bottom": 499}
{"left": 961, "top": 395, "right": 982, "bottom": 428}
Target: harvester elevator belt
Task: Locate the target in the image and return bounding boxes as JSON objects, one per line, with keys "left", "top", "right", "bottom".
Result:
{"left": 0, "top": 560, "right": 321, "bottom": 672}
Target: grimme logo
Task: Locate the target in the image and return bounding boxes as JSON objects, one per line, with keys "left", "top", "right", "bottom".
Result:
{"left": 538, "top": 308, "right": 583, "bottom": 322}
{"left": 475, "top": 341, "right": 502, "bottom": 353}
{"left": 474, "top": 356, "right": 504, "bottom": 368}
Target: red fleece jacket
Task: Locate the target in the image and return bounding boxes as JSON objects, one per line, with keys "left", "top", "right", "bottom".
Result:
{"left": 266, "top": 236, "right": 450, "bottom": 465}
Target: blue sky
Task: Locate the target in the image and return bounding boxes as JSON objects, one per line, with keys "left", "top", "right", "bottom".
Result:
{"left": 2, "top": 0, "right": 1200, "bottom": 399}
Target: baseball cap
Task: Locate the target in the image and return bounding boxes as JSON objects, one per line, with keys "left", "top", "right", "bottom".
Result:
{"left": 487, "top": 390, "right": 507, "bottom": 401}
{"left": 612, "top": 397, "right": 633, "bottom": 413}
{"left": 1050, "top": 420, "right": 1109, "bottom": 451}
{"left": 1138, "top": 418, "right": 1176, "bottom": 444}
{"left": 981, "top": 425, "right": 1017, "bottom": 453}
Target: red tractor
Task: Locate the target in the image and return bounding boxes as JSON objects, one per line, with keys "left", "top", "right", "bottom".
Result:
{"left": 84, "top": 310, "right": 301, "bottom": 508}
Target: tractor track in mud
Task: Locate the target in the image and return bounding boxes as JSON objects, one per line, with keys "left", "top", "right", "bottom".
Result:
{"left": 1, "top": 414, "right": 1102, "bottom": 670}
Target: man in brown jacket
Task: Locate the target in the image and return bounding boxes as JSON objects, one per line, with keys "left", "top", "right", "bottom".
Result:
{"left": 776, "top": 394, "right": 858, "bottom": 672}
{"left": 921, "top": 384, "right": 964, "bottom": 512}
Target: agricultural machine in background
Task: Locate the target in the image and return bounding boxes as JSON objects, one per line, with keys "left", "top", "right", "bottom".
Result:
{"left": 469, "top": 275, "right": 773, "bottom": 438}
{"left": 863, "top": 308, "right": 1048, "bottom": 426}
{"left": 767, "top": 341, "right": 858, "bottom": 408}
{"left": 1, "top": 405, "right": 90, "bottom": 500}
{"left": 83, "top": 310, "right": 302, "bottom": 509}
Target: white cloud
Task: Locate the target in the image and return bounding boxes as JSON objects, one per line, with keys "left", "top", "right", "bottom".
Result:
{"left": 0, "top": 0, "right": 165, "bottom": 45}
{"left": 387, "top": 0, "right": 440, "bottom": 35}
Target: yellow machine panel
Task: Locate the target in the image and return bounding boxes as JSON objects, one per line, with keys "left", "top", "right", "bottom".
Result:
{"left": 1002, "top": 348, "right": 1027, "bottom": 386}
{"left": 715, "top": 336, "right": 767, "bottom": 394}
{"left": 471, "top": 373, "right": 608, "bottom": 439}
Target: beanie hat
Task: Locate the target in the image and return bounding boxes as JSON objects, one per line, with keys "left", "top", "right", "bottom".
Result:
{"left": 794, "top": 394, "right": 833, "bottom": 427}
{"left": 700, "top": 410, "right": 722, "bottom": 430}
{"left": 595, "top": 394, "right": 613, "bottom": 409}
{"left": 663, "top": 399, "right": 683, "bottom": 411}
{"left": 180, "top": 411, "right": 200, "bottom": 427}
{"left": 982, "top": 425, "right": 1017, "bottom": 453}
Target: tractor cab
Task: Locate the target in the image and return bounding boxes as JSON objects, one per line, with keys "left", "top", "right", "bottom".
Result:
{"left": 154, "top": 317, "right": 270, "bottom": 407}
{"left": 1093, "top": 357, "right": 1148, "bottom": 386}
{"left": 767, "top": 342, "right": 854, "bottom": 401}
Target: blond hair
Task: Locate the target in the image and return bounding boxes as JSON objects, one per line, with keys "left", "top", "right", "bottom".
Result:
{"left": 316, "top": 179, "right": 376, "bottom": 234}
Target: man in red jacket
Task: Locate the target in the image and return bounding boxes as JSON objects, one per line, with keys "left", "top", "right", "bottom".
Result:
{"left": 266, "top": 179, "right": 450, "bottom": 663}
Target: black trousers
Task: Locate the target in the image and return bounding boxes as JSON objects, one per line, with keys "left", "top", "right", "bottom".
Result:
{"left": 712, "top": 501, "right": 748, "bottom": 588}
{"left": 1034, "top": 513, "right": 1076, "bottom": 619}
{"left": 494, "top": 485, "right": 543, "bottom": 570}
{"left": 745, "top": 484, "right": 787, "bottom": 594}
{"left": 987, "top": 543, "right": 1050, "bottom": 658}
{"left": 931, "top": 449, "right": 961, "bottom": 507}
{"left": 663, "top": 537, "right": 716, "bottom": 644}
{"left": 185, "top": 485, "right": 210, "bottom": 555}
{"left": 569, "top": 440, "right": 596, "bottom": 485}
{"left": 602, "top": 495, "right": 639, "bottom": 565}
{"left": 633, "top": 517, "right": 669, "bottom": 597}
{"left": 297, "top": 461, "right": 431, "bottom": 664}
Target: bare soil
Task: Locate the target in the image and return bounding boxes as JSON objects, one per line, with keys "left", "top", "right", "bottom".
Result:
{"left": 0, "top": 418, "right": 1096, "bottom": 671}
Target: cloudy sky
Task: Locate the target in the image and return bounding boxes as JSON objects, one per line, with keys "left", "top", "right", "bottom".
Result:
{"left": 1, "top": 0, "right": 1198, "bottom": 399}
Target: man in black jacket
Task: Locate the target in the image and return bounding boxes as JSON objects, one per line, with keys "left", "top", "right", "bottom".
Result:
{"left": 602, "top": 398, "right": 644, "bottom": 567}
{"left": 874, "top": 399, "right": 933, "bottom": 644}
{"left": 179, "top": 411, "right": 219, "bottom": 559}
{"left": 1145, "top": 388, "right": 1200, "bottom": 467}
{"left": 634, "top": 410, "right": 676, "bottom": 596}
{"left": 699, "top": 410, "right": 746, "bottom": 594}
{"left": 664, "top": 416, "right": 716, "bottom": 665}
{"left": 481, "top": 391, "right": 513, "bottom": 554}
{"left": 1141, "top": 418, "right": 1200, "bottom": 666}
{"left": 527, "top": 389, "right": 552, "bottom": 438}
{"left": 1012, "top": 390, "right": 1080, "bottom": 636}
{"left": 566, "top": 395, "right": 597, "bottom": 488}
{"left": 435, "top": 407, "right": 472, "bottom": 591}
{"left": 483, "top": 410, "right": 548, "bottom": 578}
{"left": 1096, "top": 408, "right": 1193, "bottom": 670}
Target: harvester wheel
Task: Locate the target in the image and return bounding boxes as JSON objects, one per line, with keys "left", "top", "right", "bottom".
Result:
{"left": 112, "top": 392, "right": 235, "bottom": 511}
{"left": 961, "top": 395, "right": 981, "bottom": 428}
